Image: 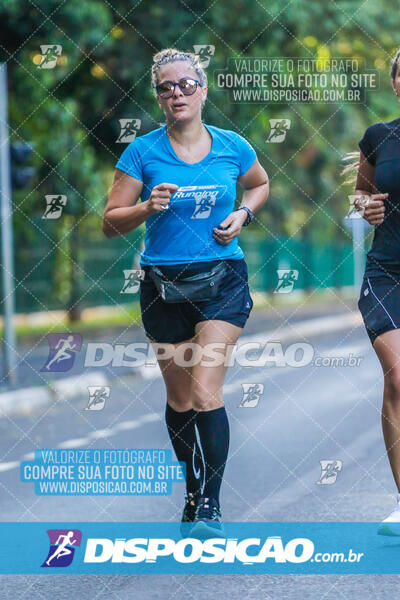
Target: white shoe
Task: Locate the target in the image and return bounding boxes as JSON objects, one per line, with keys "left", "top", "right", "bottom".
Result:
{"left": 378, "top": 493, "right": 400, "bottom": 536}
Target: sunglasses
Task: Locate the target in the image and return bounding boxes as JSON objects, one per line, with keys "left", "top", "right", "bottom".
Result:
{"left": 155, "top": 77, "right": 201, "bottom": 99}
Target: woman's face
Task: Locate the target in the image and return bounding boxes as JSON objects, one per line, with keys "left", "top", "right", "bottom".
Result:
{"left": 392, "top": 60, "right": 400, "bottom": 96}
{"left": 156, "top": 60, "right": 207, "bottom": 124}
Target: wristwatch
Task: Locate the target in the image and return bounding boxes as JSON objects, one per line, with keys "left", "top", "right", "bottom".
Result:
{"left": 236, "top": 206, "right": 254, "bottom": 227}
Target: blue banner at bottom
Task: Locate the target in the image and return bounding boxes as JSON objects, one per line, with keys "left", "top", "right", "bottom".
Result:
{"left": 1, "top": 522, "right": 400, "bottom": 574}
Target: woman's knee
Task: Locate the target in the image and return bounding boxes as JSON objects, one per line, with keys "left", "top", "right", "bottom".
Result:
{"left": 383, "top": 368, "right": 400, "bottom": 406}
{"left": 166, "top": 396, "right": 192, "bottom": 412}
{"left": 165, "top": 382, "right": 192, "bottom": 411}
{"left": 190, "top": 379, "right": 223, "bottom": 411}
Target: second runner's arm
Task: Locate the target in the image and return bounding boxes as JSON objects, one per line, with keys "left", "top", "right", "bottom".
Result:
{"left": 354, "top": 150, "right": 387, "bottom": 226}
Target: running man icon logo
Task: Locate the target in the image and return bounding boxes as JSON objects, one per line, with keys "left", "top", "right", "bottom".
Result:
{"left": 316, "top": 460, "right": 343, "bottom": 485}
{"left": 42, "top": 195, "right": 67, "bottom": 219}
{"left": 41, "top": 334, "right": 83, "bottom": 372}
{"left": 41, "top": 529, "right": 82, "bottom": 568}
{"left": 85, "top": 386, "right": 110, "bottom": 411}
{"left": 192, "top": 191, "right": 217, "bottom": 219}
{"left": 266, "top": 119, "right": 291, "bottom": 143}
{"left": 37, "top": 45, "right": 62, "bottom": 69}
{"left": 238, "top": 383, "right": 264, "bottom": 408}
{"left": 121, "top": 269, "right": 145, "bottom": 294}
{"left": 274, "top": 269, "right": 299, "bottom": 294}
{"left": 116, "top": 118, "right": 141, "bottom": 143}
{"left": 193, "top": 45, "right": 215, "bottom": 68}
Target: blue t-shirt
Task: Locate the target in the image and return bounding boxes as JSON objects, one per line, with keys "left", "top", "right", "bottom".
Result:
{"left": 359, "top": 118, "right": 400, "bottom": 277}
{"left": 115, "top": 122, "right": 257, "bottom": 265}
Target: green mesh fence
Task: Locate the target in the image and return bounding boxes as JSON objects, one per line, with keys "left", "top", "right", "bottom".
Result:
{"left": 3, "top": 222, "right": 355, "bottom": 314}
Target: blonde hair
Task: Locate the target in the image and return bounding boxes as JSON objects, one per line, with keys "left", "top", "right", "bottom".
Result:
{"left": 151, "top": 48, "right": 207, "bottom": 108}
{"left": 341, "top": 151, "right": 360, "bottom": 185}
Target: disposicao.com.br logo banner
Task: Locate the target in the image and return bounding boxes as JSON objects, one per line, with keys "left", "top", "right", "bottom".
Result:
{"left": 1, "top": 522, "right": 400, "bottom": 574}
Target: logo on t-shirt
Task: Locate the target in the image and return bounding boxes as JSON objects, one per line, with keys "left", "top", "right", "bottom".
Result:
{"left": 173, "top": 185, "right": 227, "bottom": 220}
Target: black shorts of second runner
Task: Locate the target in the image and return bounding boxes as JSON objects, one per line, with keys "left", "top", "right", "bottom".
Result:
{"left": 139, "top": 258, "right": 254, "bottom": 344}
{"left": 358, "top": 272, "right": 400, "bottom": 345}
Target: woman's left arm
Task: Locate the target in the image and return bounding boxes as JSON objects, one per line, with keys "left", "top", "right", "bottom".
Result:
{"left": 213, "top": 159, "right": 269, "bottom": 245}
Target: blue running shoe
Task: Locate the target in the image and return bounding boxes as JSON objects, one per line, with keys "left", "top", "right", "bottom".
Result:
{"left": 190, "top": 496, "right": 225, "bottom": 539}
{"left": 378, "top": 493, "right": 400, "bottom": 536}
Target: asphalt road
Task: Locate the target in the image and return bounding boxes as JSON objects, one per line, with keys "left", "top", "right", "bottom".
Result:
{"left": 0, "top": 299, "right": 399, "bottom": 598}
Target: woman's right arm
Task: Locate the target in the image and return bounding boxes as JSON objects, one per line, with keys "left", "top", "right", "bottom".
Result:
{"left": 102, "top": 169, "right": 178, "bottom": 238}
{"left": 354, "top": 151, "right": 387, "bottom": 226}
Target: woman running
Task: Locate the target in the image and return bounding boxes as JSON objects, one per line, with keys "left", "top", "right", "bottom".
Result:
{"left": 353, "top": 48, "right": 400, "bottom": 535}
{"left": 102, "top": 48, "right": 269, "bottom": 537}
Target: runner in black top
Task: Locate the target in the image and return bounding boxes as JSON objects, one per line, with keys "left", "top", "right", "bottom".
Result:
{"left": 354, "top": 47, "right": 400, "bottom": 535}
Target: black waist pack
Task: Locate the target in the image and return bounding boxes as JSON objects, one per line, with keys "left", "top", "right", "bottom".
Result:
{"left": 147, "top": 261, "right": 228, "bottom": 303}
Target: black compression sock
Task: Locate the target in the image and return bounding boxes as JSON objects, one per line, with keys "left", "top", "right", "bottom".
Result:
{"left": 194, "top": 406, "right": 230, "bottom": 505}
{"left": 165, "top": 403, "right": 203, "bottom": 497}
